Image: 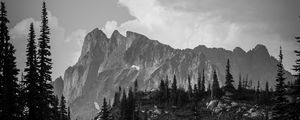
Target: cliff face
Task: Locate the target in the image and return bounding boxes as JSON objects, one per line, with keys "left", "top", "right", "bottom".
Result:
{"left": 54, "top": 28, "right": 292, "bottom": 120}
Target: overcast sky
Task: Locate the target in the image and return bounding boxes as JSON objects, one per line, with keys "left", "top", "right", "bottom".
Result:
{"left": 3, "top": 0, "right": 300, "bottom": 79}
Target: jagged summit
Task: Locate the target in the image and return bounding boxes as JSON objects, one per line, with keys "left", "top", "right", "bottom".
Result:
{"left": 254, "top": 44, "right": 268, "bottom": 51}
{"left": 233, "top": 47, "right": 246, "bottom": 54}
{"left": 54, "top": 28, "right": 293, "bottom": 120}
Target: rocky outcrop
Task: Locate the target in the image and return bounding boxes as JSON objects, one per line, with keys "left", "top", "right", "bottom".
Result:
{"left": 53, "top": 76, "right": 64, "bottom": 97}
{"left": 55, "top": 28, "right": 292, "bottom": 120}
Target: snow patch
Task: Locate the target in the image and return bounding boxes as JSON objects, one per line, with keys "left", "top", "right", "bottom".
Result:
{"left": 131, "top": 65, "right": 140, "bottom": 70}
{"left": 94, "top": 102, "right": 100, "bottom": 110}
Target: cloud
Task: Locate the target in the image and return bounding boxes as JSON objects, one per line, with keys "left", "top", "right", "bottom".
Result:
{"left": 101, "top": 21, "right": 118, "bottom": 38}
{"left": 107, "top": 0, "right": 299, "bottom": 72}
{"left": 65, "top": 29, "right": 87, "bottom": 46}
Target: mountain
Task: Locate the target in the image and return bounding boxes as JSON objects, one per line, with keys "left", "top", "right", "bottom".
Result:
{"left": 53, "top": 28, "right": 293, "bottom": 120}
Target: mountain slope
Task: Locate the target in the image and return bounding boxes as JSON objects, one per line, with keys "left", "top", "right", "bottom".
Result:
{"left": 54, "top": 28, "right": 293, "bottom": 120}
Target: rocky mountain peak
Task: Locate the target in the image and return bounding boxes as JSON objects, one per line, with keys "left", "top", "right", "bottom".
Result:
{"left": 233, "top": 47, "right": 246, "bottom": 54}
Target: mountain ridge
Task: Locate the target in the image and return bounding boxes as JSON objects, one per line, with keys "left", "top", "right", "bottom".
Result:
{"left": 54, "top": 28, "right": 293, "bottom": 120}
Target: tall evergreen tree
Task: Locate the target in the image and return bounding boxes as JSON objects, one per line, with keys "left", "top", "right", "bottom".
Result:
{"left": 285, "top": 34, "right": 300, "bottom": 119}
{"left": 257, "top": 80, "right": 260, "bottom": 92}
{"left": 164, "top": 76, "right": 170, "bottom": 103}
{"left": 201, "top": 70, "right": 205, "bottom": 92}
{"left": 113, "top": 87, "right": 121, "bottom": 107}
{"left": 134, "top": 79, "right": 138, "bottom": 93}
{"left": 100, "top": 98, "right": 110, "bottom": 120}
{"left": 0, "top": 2, "right": 22, "bottom": 119}
{"left": 187, "top": 75, "right": 193, "bottom": 100}
{"left": 52, "top": 96, "right": 60, "bottom": 120}
{"left": 0, "top": 2, "right": 4, "bottom": 117}
{"left": 23, "top": 22, "right": 40, "bottom": 120}
{"left": 37, "top": 2, "right": 55, "bottom": 119}
{"left": 127, "top": 87, "right": 135, "bottom": 120}
{"left": 60, "top": 95, "right": 68, "bottom": 120}
{"left": 197, "top": 72, "right": 201, "bottom": 94}
{"left": 67, "top": 107, "right": 71, "bottom": 120}
{"left": 171, "top": 75, "right": 178, "bottom": 105}
{"left": 224, "top": 59, "right": 235, "bottom": 92}
{"left": 120, "top": 90, "right": 127, "bottom": 120}
{"left": 272, "top": 46, "right": 288, "bottom": 120}
{"left": 293, "top": 36, "right": 300, "bottom": 88}
{"left": 211, "top": 70, "right": 221, "bottom": 99}
{"left": 238, "top": 74, "right": 242, "bottom": 91}
{"left": 265, "top": 81, "right": 269, "bottom": 93}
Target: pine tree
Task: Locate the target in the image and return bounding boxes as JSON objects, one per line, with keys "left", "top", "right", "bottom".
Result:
{"left": 52, "top": 96, "right": 60, "bottom": 120}
{"left": 37, "top": 2, "right": 55, "bottom": 119}
{"left": 201, "top": 70, "right": 205, "bottom": 92}
{"left": 113, "top": 87, "right": 121, "bottom": 107}
{"left": 285, "top": 34, "right": 300, "bottom": 119}
{"left": 224, "top": 59, "right": 235, "bottom": 92}
{"left": 100, "top": 98, "right": 110, "bottom": 120}
{"left": 159, "top": 79, "right": 165, "bottom": 103}
{"left": 23, "top": 22, "right": 40, "bottom": 120}
{"left": 171, "top": 75, "right": 178, "bottom": 105}
{"left": 164, "top": 76, "right": 170, "bottom": 104}
{"left": 67, "top": 107, "right": 71, "bottom": 120}
{"left": 265, "top": 81, "right": 269, "bottom": 93}
{"left": 0, "top": 3, "right": 3, "bottom": 117}
{"left": 238, "top": 74, "right": 242, "bottom": 91}
{"left": 134, "top": 79, "right": 138, "bottom": 93}
{"left": 257, "top": 80, "right": 260, "bottom": 92}
{"left": 0, "top": 2, "right": 22, "bottom": 119}
{"left": 211, "top": 70, "right": 221, "bottom": 99}
{"left": 127, "top": 87, "right": 135, "bottom": 120}
{"left": 272, "top": 46, "right": 288, "bottom": 120}
{"left": 188, "top": 75, "right": 193, "bottom": 100}
{"left": 120, "top": 90, "right": 127, "bottom": 120}
{"left": 207, "top": 83, "right": 211, "bottom": 96}
{"left": 293, "top": 36, "right": 300, "bottom": 88}
{"left": 197, "top": 72, "right": 201, "bottom": 94}
{"left": 60, "top": 95, "right": 68, "bottom": 120}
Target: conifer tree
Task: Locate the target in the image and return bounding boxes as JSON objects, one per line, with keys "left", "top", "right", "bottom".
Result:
{"left": 100, "top": 98, "right": 110, "bottom": 120}
{"left": 265, "top": 81, "right": 269, "bottom": 93}
{"left": 134, "top": 79, "right": 138, "bottom": 93}
{"left": 120, "top": 90, "right": 127, "bottom": 120}
{"left": 211, "top": 70, "right": 221, "bottom": 99}
{"left": 0, "top": 2, "right": 22, "bottom": 119}
{"left": 0, "top": 3, "right": 3, "bottom": 117}
{"left": 257, "top": 80, "right": 260, "bottom": 92}
{"left": 272, "top": 47, "right": 288, "bottom": 120}
{"left": 293, "top": 36, "right": 300, "bottom": 88}
{"left": 52, "top": 96, "right": 60, "bottom": 120}
{"left": 164, "top": 76, "right": 170, "bottom": 103}
{"left": 201, "top": 70, "right": 205, "bottom": 92}
{"left": 127, "top": 87, "right": 135, "bottom": 120}
{"left": 197, "top": 72, "right": 201, "bottom": 94}
{"left": 188, "top": 75, "right": 193, "bottom": 100}
{"left": 113, "top": 87, "right": 121, "bottom": 107}
{"left": 67, "top": 107, "right": 71, "bottom": 120}
{"left": 285, "top": 34, "right": 300, "bottom": 119}
{"left": 171, "top": 75, "right": 178, "bottom": 105}
{"left": 60, "top": 95, "right": 68, "bottom": 120}
{"left": 238, "top": 74, "right": 242, "bottom": 91}
{"left": 207, "top": 83, "right": 211, "bottom": 96}
{"left": 224, "top": 59, "right": 235, "bottom": 93}
{"left": 37, "top": 2, "right": 55, "bottom": 119}
{"left": 23, "top": 22, "right": 40, "bottom": 120}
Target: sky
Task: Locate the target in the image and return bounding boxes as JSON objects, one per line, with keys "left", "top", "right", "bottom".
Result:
{"left": 2, "top": 0, "right": 300, "bottom": 79}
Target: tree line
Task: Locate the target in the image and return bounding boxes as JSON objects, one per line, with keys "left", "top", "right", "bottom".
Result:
{"left": 0, "top": 2, "right": 71, "bottom": 120}
{"left": 94, "top": 43, "right": 300, "bottom": 120}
